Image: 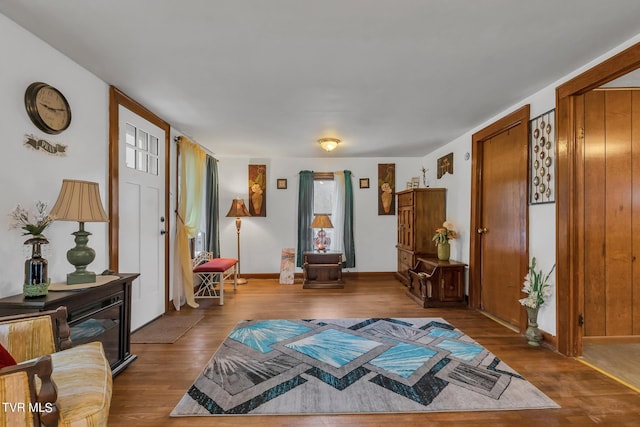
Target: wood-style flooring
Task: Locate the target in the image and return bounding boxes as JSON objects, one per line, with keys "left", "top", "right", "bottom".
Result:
{"left": 109, "top": 276, "right": 640, "bottom": 426}
{"left": 581, "top": 343, "right": 640, "bottom": 392}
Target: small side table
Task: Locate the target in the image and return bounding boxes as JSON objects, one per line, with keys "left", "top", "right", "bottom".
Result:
{"left": 303, "top": 251, "right": 344, "bottom": 289}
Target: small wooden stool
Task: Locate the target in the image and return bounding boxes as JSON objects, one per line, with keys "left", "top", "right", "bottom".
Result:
{"left": 193, "top": 257, "right": 238, "bottom": 305}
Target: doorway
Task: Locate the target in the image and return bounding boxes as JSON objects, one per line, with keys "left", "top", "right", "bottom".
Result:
{"left": 469, "top": 105, "right": 530, "bottom": 331}
{"left": 556, "top": 41, "right": 640, "bottom": 357}
{"left": 108, "top": 87, "right": 171, "bottom": 331}
{"left": 571, "top": 87, "right": 640, "bottom": 391}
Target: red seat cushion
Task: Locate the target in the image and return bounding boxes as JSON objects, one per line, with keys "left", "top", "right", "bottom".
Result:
{"left": 193, "top": 258, "right": 237, "bottom": 273}
{"left": 0, "top": 343, "right": 16, "bottom": 369}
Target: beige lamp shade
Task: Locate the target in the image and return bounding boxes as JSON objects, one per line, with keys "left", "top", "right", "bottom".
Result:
{"left": 225, "top": 198, "right": 251, "bottom": 218}
{"left": 49, "top": 179, "right": 109, "bottom": 222}
{"left": 311, "top": 214, "right": 333, "bottom": 229}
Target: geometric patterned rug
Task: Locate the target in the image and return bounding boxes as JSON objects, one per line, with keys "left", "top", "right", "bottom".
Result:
{"left": 171, "top": 318, "right": 559, "bottom": 416}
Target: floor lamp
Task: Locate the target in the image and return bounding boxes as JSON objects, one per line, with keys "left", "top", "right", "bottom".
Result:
{"left": 225, "top": 198, "right": 251, "bottom": 284}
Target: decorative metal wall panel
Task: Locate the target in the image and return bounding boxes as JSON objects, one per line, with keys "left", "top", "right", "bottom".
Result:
{"left": 529, "top": 109, "right": 555, "bottom": 204}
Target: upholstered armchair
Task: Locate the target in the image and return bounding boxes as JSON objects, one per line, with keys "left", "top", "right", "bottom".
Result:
{"left": 0, "top": 306, "right": 112, "bottom": 427}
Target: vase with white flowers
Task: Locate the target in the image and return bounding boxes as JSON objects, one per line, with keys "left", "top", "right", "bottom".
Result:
{"left": 432, "top": 220, "right": 457, "bottom": 261}
{"left": 519, "top": 257, "right": 555, "bottom": 346}
{"left": 9, "top": 201, "right": 54, "bottom": 297}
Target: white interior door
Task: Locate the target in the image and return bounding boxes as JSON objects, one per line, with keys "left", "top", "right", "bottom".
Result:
{"left": 118, "top": 105, "right": 166, "bottom": 331}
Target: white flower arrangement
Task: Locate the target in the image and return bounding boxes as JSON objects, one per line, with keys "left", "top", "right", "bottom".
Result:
{"left": 519, "top": 257, "right": 555, "bottom": 309}
{"left": 8, "top": 201, "right": 53, "bottom": 239}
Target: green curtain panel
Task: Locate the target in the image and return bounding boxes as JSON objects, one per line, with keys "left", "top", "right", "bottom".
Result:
{"left": 296, "top": 170, "right": 314, "bottom": 267}
{"left": 205, "top": 156, "right": 220, "bottom": 257}
{"left": 343, "top": 170, "right": 356, "bottom": 268}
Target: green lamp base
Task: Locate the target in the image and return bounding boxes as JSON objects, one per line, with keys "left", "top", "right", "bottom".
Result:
{"left": 66, "top": 222, "right": 97, "bottom": 285}
{"left": 67, "top": 271, "right": 96, "bottom": 285}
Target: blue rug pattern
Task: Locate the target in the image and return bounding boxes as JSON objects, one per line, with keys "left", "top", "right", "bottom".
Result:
{"left": 171, "top": 318, "right": 558, "bottom": 416}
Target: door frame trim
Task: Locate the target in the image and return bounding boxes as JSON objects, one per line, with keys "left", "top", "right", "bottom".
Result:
{"left": 108, "top": 86, "right": 171, "bottom": 313}
{"left": 469, "top": 104, "right": 530, "bottom": 332}
{"left": 556, "top": 42, "right": 640, "bottom": 356}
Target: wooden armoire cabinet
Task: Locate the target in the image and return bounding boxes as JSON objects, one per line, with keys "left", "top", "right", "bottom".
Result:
{"left": 395, "top": 188, "right": 446, "bottom": 285}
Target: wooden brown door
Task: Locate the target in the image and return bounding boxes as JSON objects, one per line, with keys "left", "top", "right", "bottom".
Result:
{"left": 579, "top": 89, "right": 640, "bottom": 338}
{"left": 470, "top": 106, "right": 529, "bottom": 329}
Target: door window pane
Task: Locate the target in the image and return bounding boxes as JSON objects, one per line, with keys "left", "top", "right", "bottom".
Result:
{"left": 137, "top": 152, "right": 148, "bottom": 172}
{"left": 125, "top": 146, "right": 136, "bottom": 169}
{"left": 137, "top": 130, "right": 148, "bottom": 150}
{"left": 125, "top": 124, "right": 136, "bottom": 146}
{"left": 150, "top": 136, "right": 159, "bottom": 155}
{"left": 124, "top": 123, "right": 160, "bottom": 175}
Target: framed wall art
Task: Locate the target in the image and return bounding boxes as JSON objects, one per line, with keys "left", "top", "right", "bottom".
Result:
{"left": 378, "top": 163, "right": 395, "bottom": 215}
{"left": 248, "top": 164, "right": 267, "bottom": 216}
{"left": 529, "top": 109, "right": 555, "bottom": 204}
{"left": 277, "top": 178, "right": 287, "bottom": 189}
{"left": 437, "top": 153, "right": 453, "bottom": 178}
{"left": 359, "top": 178, "right": 370, "bottom": 189}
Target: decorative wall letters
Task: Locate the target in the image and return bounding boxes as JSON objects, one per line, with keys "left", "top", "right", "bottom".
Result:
{"left": 24, "top": 134, "right": 67, "bottom": 156}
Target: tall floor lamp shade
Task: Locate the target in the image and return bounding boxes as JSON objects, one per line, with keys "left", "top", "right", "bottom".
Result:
{"left": 49, "top": 179, "right": 109, "bottom": 285}
{"left": 225, "top": 198, "right": 251, "bottom": 285}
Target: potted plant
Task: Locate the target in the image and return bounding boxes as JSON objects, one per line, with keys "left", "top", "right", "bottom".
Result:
{"left": 432, "top": 221, "right": 457, "bottom": 261}
{"left": 519, "top": 257, "right": 555, "bottom": 346}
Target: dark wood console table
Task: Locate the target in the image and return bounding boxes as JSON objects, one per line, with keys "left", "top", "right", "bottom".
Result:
{"left": 407, "top": 258, "right": 466, "bottom": 308}
{"left": 303, "top": 251, "right": 344, "bottom": 288}
{"left": 0, "top": 273, "right": 138, "bottom": 376}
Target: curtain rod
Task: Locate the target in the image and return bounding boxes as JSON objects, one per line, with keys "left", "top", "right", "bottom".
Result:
{"left": 174, "top": 135, "right": 217, "bottom": 159}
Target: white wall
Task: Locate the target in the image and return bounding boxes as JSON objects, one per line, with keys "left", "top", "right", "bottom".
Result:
{"left": 0, "top": 14, "right": 110, "bottom": 296}
{"left": 216, "top": 157, "right": 422, "bottom": 274}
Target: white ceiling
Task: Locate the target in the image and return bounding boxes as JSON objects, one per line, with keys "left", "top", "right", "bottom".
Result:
{"left": 2, "top": 1, "right": 640, "bottom": 158}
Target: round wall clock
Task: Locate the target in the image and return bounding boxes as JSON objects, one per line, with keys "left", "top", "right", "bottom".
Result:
{"left": 24, "top": 82, "right": 72, "bottom": 134}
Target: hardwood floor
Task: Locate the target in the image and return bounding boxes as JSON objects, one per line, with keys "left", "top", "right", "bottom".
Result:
{"left": 109, "top": 276, "right": 640, "bottom": 426}
{"left": 581, "top": 343, "right": 640, "bottom": 392}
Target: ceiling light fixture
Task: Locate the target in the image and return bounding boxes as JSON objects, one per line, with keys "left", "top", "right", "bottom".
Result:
{"left": 318, "top": 137, "right": 341, "bottom": 152}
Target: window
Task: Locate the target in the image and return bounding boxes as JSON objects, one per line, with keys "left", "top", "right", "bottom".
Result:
{"left": 313, "top": 173, "right": 336, "bottom": 250}
{"left": 125, "top": 122, "right": 159, "bottom": 175}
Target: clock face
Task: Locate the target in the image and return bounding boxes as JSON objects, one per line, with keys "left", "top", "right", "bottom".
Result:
{"left": 25, "top": 82, "right": 71, "bottom": 134}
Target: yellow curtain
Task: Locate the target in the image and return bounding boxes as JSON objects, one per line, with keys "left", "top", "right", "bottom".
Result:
{"left": 176, "top": 136, "right": 206, "bottom": 308}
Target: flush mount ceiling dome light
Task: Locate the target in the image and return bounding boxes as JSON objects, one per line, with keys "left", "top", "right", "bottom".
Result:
{"left": 318, "top": 137, "right": 341, "bottom": 152}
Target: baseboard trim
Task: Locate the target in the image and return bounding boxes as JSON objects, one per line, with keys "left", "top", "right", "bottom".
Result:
{"left": 240, "top": 271, "right": 397, "bottom": 280}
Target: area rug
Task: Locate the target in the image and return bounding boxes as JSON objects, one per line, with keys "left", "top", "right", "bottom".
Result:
{"left": 171, "top": 318, "right": 558, "bottom": 416}
{"left": 131, "top": 313, "right": 203, "bottom": 344}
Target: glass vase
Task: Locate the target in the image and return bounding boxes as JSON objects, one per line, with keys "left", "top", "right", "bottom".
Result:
{"left": 23, "top": 236, "right": 50, "bottom": 298}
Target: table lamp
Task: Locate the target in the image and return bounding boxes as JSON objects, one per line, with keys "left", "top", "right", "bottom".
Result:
{"left": 311, "top": 214, "right": 333, "bottom": 252}
{"left": 225, "top": 198, "right": 251, "bottom": 284}
{"left": 49, "top": 179, "right": 109, "bottom": 285}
